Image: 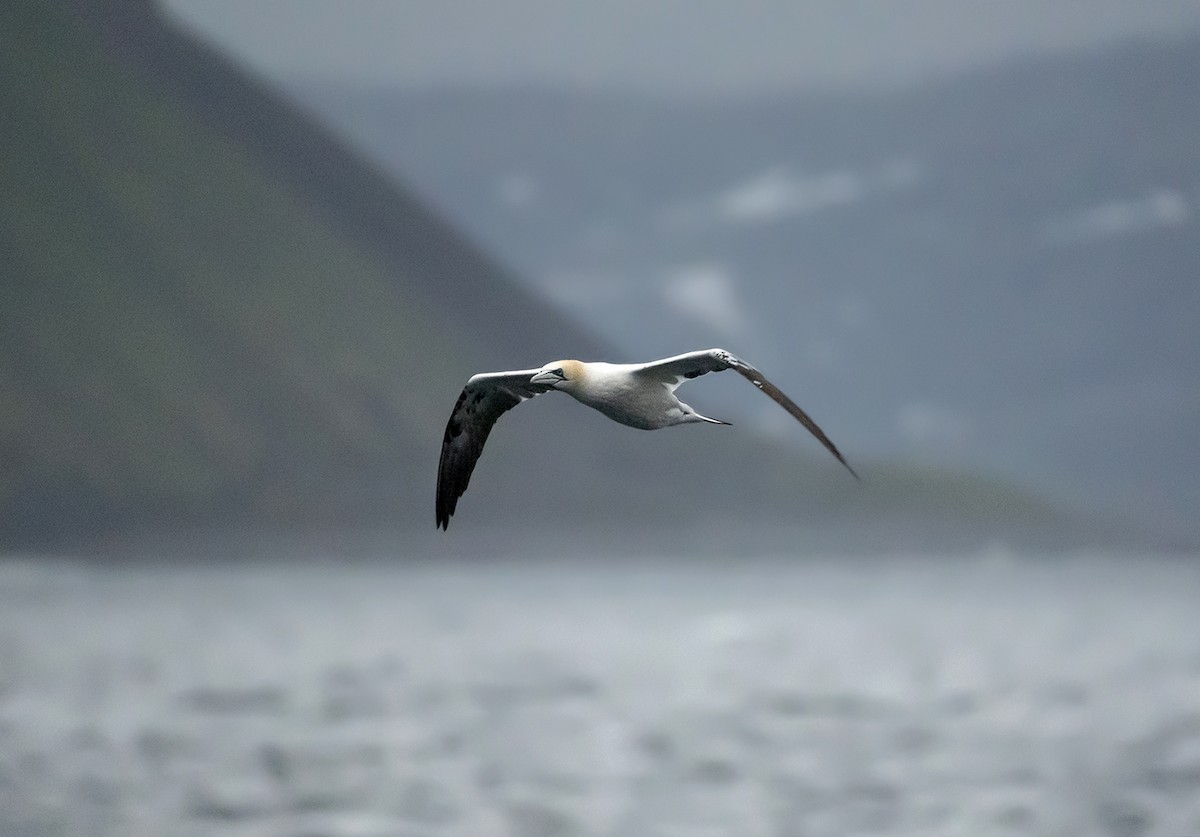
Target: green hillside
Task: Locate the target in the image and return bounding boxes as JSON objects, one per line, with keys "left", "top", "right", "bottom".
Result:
{"left": 0, "top": 0, "right": 1136, "bottom": 552}
{"left": 0, "top": 0, "right": 598, "bottom": 543}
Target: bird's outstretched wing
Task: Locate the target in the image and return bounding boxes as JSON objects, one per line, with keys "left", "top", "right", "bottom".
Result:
{"left": 436, "top": 370, "right": 553, "bottom": 530}
{"left": 635, "top": 348, "right": 860, "bottom": 480}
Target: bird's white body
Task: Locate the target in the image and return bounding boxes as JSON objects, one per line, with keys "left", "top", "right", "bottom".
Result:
{"left": 437, "top": 348, "right": 856, "bottom": 529}
{"left": 544, "top": 360, "right": 721, "bottom": 430}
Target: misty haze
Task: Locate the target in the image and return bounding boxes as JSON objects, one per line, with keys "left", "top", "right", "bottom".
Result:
{"left": 3, "top": 1, "right": 1198, "bottom": 835}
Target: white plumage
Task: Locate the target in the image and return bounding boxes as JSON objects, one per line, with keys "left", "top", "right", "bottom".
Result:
{"left": 436, "top": 348, "right": 857, "bottom": 529}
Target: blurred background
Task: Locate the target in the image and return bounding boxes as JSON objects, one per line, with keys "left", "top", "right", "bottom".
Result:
{"left": 2, "top": 0, "right": 1200, "bottom": 834}
{"left": 3, "top": 0, "right": 1199, "bottom": 551}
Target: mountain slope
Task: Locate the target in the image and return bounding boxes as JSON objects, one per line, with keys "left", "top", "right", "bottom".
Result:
{"left": 0, "top": 0, "right": 609, "bottom": 545}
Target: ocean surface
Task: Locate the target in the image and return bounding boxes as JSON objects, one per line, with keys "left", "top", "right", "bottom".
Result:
{"left": 1, "top": 550, "right": 1199, "bottom": 836}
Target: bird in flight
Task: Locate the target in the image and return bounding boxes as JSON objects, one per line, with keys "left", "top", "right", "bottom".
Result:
{"left": 436, "top": 348, "right": 858, "bottom": 529}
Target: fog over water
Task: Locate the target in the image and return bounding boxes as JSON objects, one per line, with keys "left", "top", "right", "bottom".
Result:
{"left": 3, "top": 550, "right": 1199, "bottom": 835}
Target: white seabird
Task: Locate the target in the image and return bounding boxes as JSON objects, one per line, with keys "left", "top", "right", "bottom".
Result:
{"left": 436, "top": 348, "right": 858, "bottom": 530}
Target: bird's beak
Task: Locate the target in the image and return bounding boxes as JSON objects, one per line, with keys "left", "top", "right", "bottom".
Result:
{"left": 529, "top": 370, "right": 560, "bottom": 386}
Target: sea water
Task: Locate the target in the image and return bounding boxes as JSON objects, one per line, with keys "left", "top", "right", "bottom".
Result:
{"left": 1, "top": 550, "right": 1198, "bottom": 836}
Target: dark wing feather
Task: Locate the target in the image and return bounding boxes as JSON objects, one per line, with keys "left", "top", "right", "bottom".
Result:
{"left": 638, "top": 349, "right": 860, "bottom": 480}
{"left": 436, "top": 370, "right": 553, "bottom": 530}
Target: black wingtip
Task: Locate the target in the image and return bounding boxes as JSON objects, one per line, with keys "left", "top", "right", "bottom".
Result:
{"left": 839, "top": 458, "right": 862, "bottom": 483}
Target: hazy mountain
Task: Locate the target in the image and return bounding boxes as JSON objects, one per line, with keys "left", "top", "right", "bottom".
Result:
{"left": 0, "top": 0, "right": 1154, "bottom": 553}
{"left": 295, "top": 38, "right": 1200, "bottom": 542}
{"left": 0, "top": 0, "right": 608, "bottom": 547}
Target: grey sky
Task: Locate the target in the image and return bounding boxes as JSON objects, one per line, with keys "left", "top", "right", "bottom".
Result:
{"left": 161, "top": 0, "right": 1200, "bottom": 95}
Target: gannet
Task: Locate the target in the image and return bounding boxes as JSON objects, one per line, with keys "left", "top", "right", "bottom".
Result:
{"left": 436, "top": 348, "right": 858, "bottom": 529}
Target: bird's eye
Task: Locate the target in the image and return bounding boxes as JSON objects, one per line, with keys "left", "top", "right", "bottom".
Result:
{"left": 553, "top": 368, "right": 566, "bottom": 379}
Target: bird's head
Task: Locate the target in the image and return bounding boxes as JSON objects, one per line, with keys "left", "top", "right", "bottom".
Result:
{"left": 530, "top": 359, "right": 584, "bottom": 390}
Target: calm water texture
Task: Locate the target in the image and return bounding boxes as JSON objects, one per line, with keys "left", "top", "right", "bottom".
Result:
{"left": 1, "top": 551, "right": 1198, "bottom": 836}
